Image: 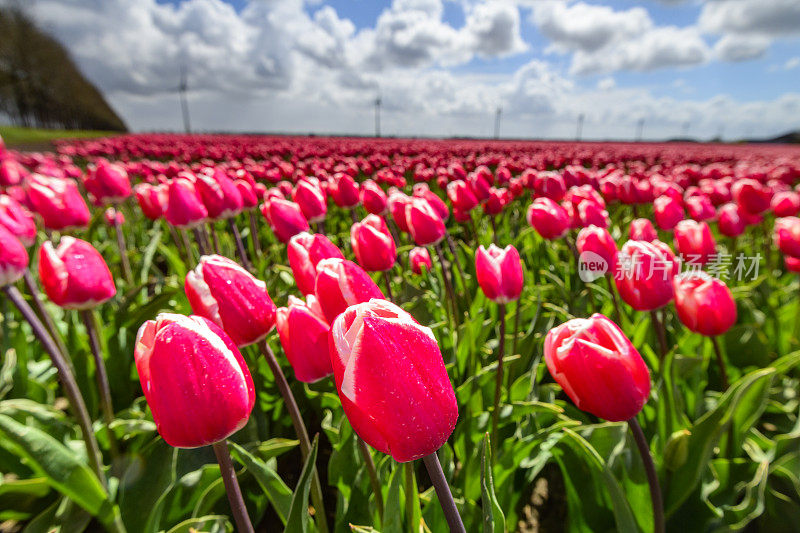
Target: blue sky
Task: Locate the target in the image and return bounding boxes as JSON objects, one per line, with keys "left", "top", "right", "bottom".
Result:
{"left": 20, "top": 0, "right": 800, "bottom": 140}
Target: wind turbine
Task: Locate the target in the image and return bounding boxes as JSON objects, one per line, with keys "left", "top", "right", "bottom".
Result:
{"left": 178, "top": 64, "right": 191, "bottom": 134}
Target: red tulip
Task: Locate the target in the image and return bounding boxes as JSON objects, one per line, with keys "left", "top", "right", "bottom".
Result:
{"left": 0, "top": 159, "right": 24, "bottom": 187}
{"left": 293, "top": 179, "right": 327, "bottom": 223}
{"left": 410, "top": 247, "right": 432, "bottom": 275}
{"left": 314, "top": 258, "right": 384, "bottom": 323}
{"left": 717, "top": 203, "right": 745, "bottom": 238}
{"left": 615, "top": 240, "right": 679, "bottom": 311}
{"left": 674, "top": 220, "right": 716, "bottom": 265}
{"left": 351, "top": 215, "right": 396, "bottom": 272}
{"left": 329, "top": 299, "right": 457, "bottom": 461}
{"left": 673, "top": 273, "right": 736, "bottom": 336}
{"left": 360, "top": 180, "right": 388, "bottom": 215}
{"left": 733, "top": 178, "right": 770, "bottom": 215}
{"left": 685, "top": 195, "right": 715, "bottom": 222}
{"left": 195, "top": 170, "right": 243, "bottom": 220}
{"left": 629, "top": 218, "right": 658, "bottom": 242}
{"left": 406, "top": 198, "right": 446, "bottom": 246}
{"left": 235, "top": 179, "right": 259, "bottom": 209}
{"left": 467, "top": 172, "right": 491, "bottom": 202}
{"left": 287, "top": 232, "right": 344, "bottom": 295}
{"left": 527, "top": 197, "right": 569, "bottom": 240}
{"left": 771, "top": 191, "right": 800, "bottom": 217}
{"left": 785, "top": 256, "right": 800, "bottom": 273}
{"left": 534, "top": 172, "right": 566, "bottom": 202}
{"left": 447, "top": 180, "right": 478, "bottom": 212}
{"left": 260, "top": 198, "right": 310, "bottom": 243}
{"left": 27, "top": 175, "right": 91, "bottom": 231}
{"left": 577, "top": 199, "right": 609, "bottom": 229}
{"left": 413, "top": 183, "right": 449, "bottom": 220}
{"left": 39, "top": 237, "right": 116, "bottom": 309}
{"left": 388, "top": 191, "right": 412, "bottom": 233}
{"left": 276, "top": 295, "right": 333, "bottom": 383}
{"left": 135, "top": 183, "right": 168, "bottom": 221}
{"left": 577, "top": 225, "right": 618, "bottom": 278}
{"left": 774, "top": 217, "right": 800, "bottom": 258}
{"left": 654, "top": 196, "right": 684, "bottom": 231}
{"left": 0, "top": 224, "right": 28, "bottom": 287}
{"left": 104, "top": 207, "right": 124, "bottom": 226}
{"left": 330, "top": 173, "right": 360, "bottom": 209}
{"left": 185, "top": 254, "right": 277, "bottom": 347}
{"left": 475, "top": 244, "right": 523, "bottom": 303}
{"left": 483, "top": 188, "right": 506, "bottom": 216}
{"left": 134, "top": 313, "right": 255, "bottom": 448}
{"left": 166, "top": 177, "right": 208, "bottom": 228}
{"left": 84, "top": 160, "right": 131, "bottom": 205}
{"left": 544, "top": 313, "right": 650, "bottom": 422}
{"left": 0, "top": 195, "right": 36, "bottom": 247}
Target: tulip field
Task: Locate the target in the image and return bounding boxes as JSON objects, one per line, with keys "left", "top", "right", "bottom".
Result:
{"left": 2, "top": 133, "right": 800, "bottom": 533}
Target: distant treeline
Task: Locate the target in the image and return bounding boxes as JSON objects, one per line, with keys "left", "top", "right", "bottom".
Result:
{"left": 0, "top": 7, "right": 127, "bottom": 132}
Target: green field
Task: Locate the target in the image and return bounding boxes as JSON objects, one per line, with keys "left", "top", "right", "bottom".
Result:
{"left": 0, "top": 125, "right": 114, "bottom": 148}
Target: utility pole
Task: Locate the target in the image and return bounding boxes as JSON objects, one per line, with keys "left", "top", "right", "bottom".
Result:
{"left": 635, "top": 118, "right": 644, "bottom": 142}
{"left": 682, "top": 121, "right": 690, "bottom": 138}
{"left": 374, "top": 93, "right": 381, "bottom": 137}
{"left": 494, "top": 106, "right": 502, "bottom": 140}
{"left": 179, "top": 64, "right": 191, "bottom": 134}
{"left": 576, "top": 113, "right": 585, "bottom": 141}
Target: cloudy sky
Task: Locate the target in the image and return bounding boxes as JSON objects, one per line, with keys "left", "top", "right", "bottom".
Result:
{"left": 14, "top": 0, "right": 800, "bottom": 140}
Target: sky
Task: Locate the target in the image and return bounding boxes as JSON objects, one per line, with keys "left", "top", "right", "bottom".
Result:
{"left": 12, "top": 0, "right": 800, "bottom": 140}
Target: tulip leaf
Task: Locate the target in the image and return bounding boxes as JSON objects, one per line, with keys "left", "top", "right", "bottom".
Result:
{"left": 119, "top": 438, "right": 177, "bottom": 533}
{"left": 0, "top": 477, "right": 51, "bottom": 521}
{"left": 480, "top": 433, "right": 505, "bottom": 533}
{"left": 0, "top": 414, "right": 123, "bottom": 531}
{"left": 283, "top": 434, "right": 319, "bottom": 533}
{"left": 663, "top": 367, "right": 776, "bottom": 517}
{"left": 382, "top": 463, "right": 404, "bottom": 533}
{"left": 228, "top": 441, "right": 293, "bottom": 524}
{"left": 165, "top": 514, "right": 231, "bottom": 533}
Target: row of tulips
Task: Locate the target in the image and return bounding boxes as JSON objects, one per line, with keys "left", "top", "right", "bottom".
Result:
{"left": 1, "top": 133, "right": 799, "bottom": 532}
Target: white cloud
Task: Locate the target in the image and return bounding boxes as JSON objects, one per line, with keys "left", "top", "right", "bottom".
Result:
{"left": 597, "top": 77, "right": 616, "bottom": 91}
{"left": 699, "top": 0, "right": 800, "bottom": 36}
{"left": 529, "top": 1, "right": 710, "bottom": 74}
{"left": 713, "top": 34, "right": 770, "bottom": 62}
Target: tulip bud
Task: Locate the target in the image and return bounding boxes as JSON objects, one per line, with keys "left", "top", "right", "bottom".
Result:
{"left": 360, "top": 180, "right": 388, "bottom": 215}
{"left": 0, "top": 159, "right": 24, "bottom": 187}
{"left": 330, "top": 174, "right": 360, "bottom": 209}
{"left": 166, "top": 177, "right": 208, "bottom": 228}
{"left": 0, "top": 195, "right": 36, "bottom": 247}
{"left": 135, "top": 183, "right": 168, "bottom": 221}
{"left": 771, "top": 191, "right": 800, "bottom": 217}
{"left": 534, "top": 172, "right": 566, "bottom": 201}
{"left": 673, "top": 273, "right": 736, "bottom": 336}
{"left": 329, "top": 299, "right": 458, "bottom": 461}
{"left": 388, "top": 191, "right": 412, "bottom": 233}
{"left": 134, "top": 314, "right": 255, "bottom": 448}
{"left": 85, "top": 160, "right": 132, "bottom": 205}
{"left": 413, "top": 184, "right": 449, "bottom": 220}
{"left": 27, "top": 175, "right": 91, "bottom": 231}
{"left": 293, "top": 179, "right": 327, "bottom": 223}
{"left": 0, "top": 224, "right": 28, "bottom": 287}
{"left": 527, "top": 197, "right": 569, "bottom": 240}
{"left": 234, "top": 179, "right": 259, "bottom": 209}
{"left": 475, "top": 244, "right": 523, "bottom": 304}
{"left": 195, "top": 170, "right": 243, "bottom": 220}
{"left": 287, "top": 232, "right": 344, "bottom": 295}
{"left": 447, "top": 180, "right": 478, "bottom": 212}
{"left": 674, "top": 219, "right": 716, "bottom": 265}
{"left": 717, "top": 203, "right": 745, "bottom": 238}
{"left": 544, "top": 313, "right": 650, "bottom": 421}
{"left": 785, "top": 256, "right": 800, "bottom": 273}
{"left": 577, "top": 225, "right": 617, "bottom": 278}
{"left": 406, "top": 198, "right": 446, "bottom": 246}
{"left": 351, "top": 215, "right": 396, "bottom": 272}
{"left": 39, "top": 237, "right": 116, "bottom": 309}
{"left": 410, "top": 247, "right": 432, "bottom": 275}
{"left": 774, "top": 217, "right": 800, "bottom": 258}
{"left": 276, "top": 295, "right": 333, "bottom": 383}
{"left": 260, "top": 198, "right": 310, "bottom": 243}
{"left": 615, "top": 240, "right": 679, "bottom": 311}
{"left": 733, "top": 178, "right": 770, "bottom": 215}
{"left": 653, "top": 196, "right": 684, "bottom": 231}
{"left": 685, "top": 195, "right": 715, "bottom": 222}
{"left": 185, "top": 255, "right": 277, "bottom": 347}
{"left": 104, "top": 207, "right": 125, "bottom": 226}
{"left": 629, "top": 218, "right": 658, "bottom": 242}
{"left": 314, "top": 258, "right": 384, "bottom": 323}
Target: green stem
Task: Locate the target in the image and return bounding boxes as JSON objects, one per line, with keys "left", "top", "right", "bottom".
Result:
{"left": 212, "top": 439, "right": 255, "bottom": 533}
{"left": 358, "top": 437, "right": 384, "bottom": 524}
{"left": 628, "top": 417, "right": 665, "bottom": 533}
{"left": 491, "top": 304, "right": 506, "bottom": 445}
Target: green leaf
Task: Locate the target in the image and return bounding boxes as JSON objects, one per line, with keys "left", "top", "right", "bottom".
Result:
{"left": 165, "top": 514, "right": 231, "bottom": 533}
{"left": 0, "top": 477, "right": 52, "bottom": 521}
{"left": 0, "top": 414, "right": 123, "bottom": 531}
{"left": 229, "top": 441, "right": 293, "bottom": 524}
{"left": 119, "top": 439, "right": 177, "bottom": 533}
{"left": 382, "top": 463, "right": 404, "bottom": 533}
{"left": 284, "top": 434, "right": 319, "bottom": 533}
{"left": 480, "top": 434, "right": 505, "bottom": 533}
